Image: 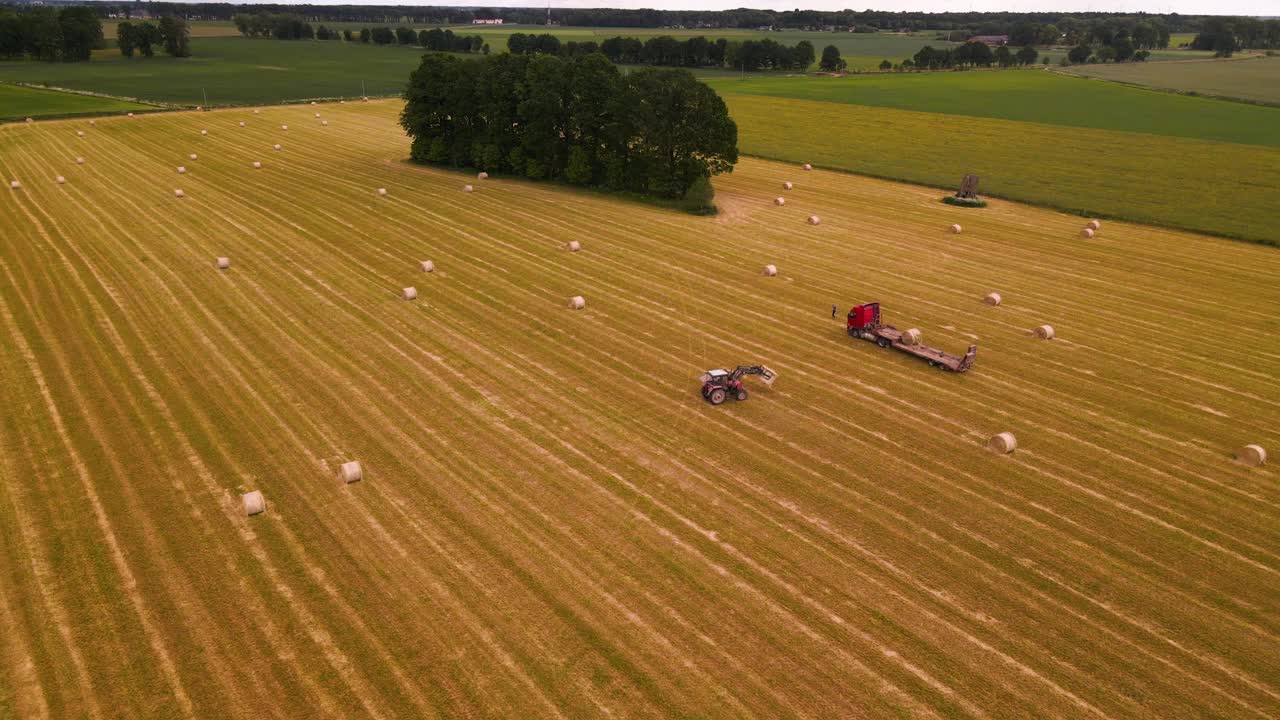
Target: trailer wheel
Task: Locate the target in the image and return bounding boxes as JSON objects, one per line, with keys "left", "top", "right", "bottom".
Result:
{"left": 877, "top": 337, "right": 890, "bottom": 349}
{"left": 927, "top": 360, "right": 938, "bottom": 368}
{"left": 736, "top": 389, "right": 748, "bottom": 402}
{"left": 708, "top": 388, "right": 726, "bottom": 405}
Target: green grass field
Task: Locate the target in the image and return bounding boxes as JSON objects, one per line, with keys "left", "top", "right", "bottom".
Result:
{"left": 0, "top": 37, "right": 427, "bottom": 106}
{"left": 1, "top": 101, "right": 1277, "bottom": 719}
{"left": 721, "top": 93, "right": 1280, "bottom": 245}
{"left": 707, "top": 70, "right": 1280, "bottom": 147}
{"left": 1063, "top": 56, "right": 1280, "bottom": 105}
{"left": 0, "top": 83, "right": 151, "bottom": 121}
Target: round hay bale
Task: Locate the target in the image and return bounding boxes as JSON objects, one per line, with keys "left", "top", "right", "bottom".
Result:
{"left": 200, "top": 130, "right": 208, "bottom": 136}
{"left": 340, "top": 461, "right": 362, "bottom": 484}
{"left": 239, "top": 121, "right": 245, "bottom": 127}
{"left": 478, "top": 171, "right": 489, "bottom": 180}
{"left": 783, "top": 181, "right": 793, "bottom": 190}
{"left": 339, "top": 100, "right": 345, "bottom": 104}
{"left": 24, "top": 117, "right": 32, "bottom": 123}
{"left": 77, "top": 130, "right": 85, "bottom": 137}
{"left": 1034, "top": 324, "right": 1055, "bottom": 340}
{"left": 802, "top": 163, "right": 812, "bottom": 171}
{"left": 983, "top": 292, "right": 1002, "bottom": 306}
{"left": 402, "top": 286, "right": 418, "bottom": 301}
{"left": 216, "top": 257, "right": 230, "bottom": 270}
{"left": 252, "top": 161, "right": 262, "bottom": 169}
{"left": 762, "top": 264, "right": 778, "bottom": 276}
{"left": 189, "top": 153, "right": 198, "bottom": 161}
{"left": 988, "top": 432, "right": 1017, "bottom": 454}
{"left": 1236, "top": 444, "right": 1267, "bottom": 466}
{"left": 321, "top": 120, "right": 328, "bottom": 127}
{"left": 1081, "top": 228, "right": 1095, "bottom": 239}
{"left": 314, "top": 112, "right": 321, "bottom": 118}
{"left": 242, "top": 490, "right": 265, "bottom": 516}
{"left": 75, "top": 157, "right": 84, "bottom": 165}
{"left": 280, "top": 125, "right": 288, "bottom": 131}
{"left": 901, "top": 328, "right": 922, "bottom": 345}
{"left": 127, "top": 112, "right": 134, "bottom": 117}
{"left": 1087, "top": 219, "right": 1100, "bottom": 231}
{"left": 89, "top": 120, "right": 96, "bottom": 126}
{"left": 566, "top": 240, "right": 581, "bottom": 252}
{"left": 807, "top": 215, "right": 821, "bottom": 226}
{"left": 9, "top": 180, "right": 20, "bottom": 190}
{"left": 311, "top": 101, "right": 317, "bottom": 105}
{"left": 463, "top": 184, "right": 474, "bottom": 193}
{"left": 174, "top": 189, "right": 185, "bottom": 198}
{"left": 55, "top": 176, "right": 66, "bottom": 185}
{"left": 951, "top": 224, "right": 962, "bottom": 234}
{"left": 568, "top": 295, "right": 586, "bottom": 310}
{"left": 420, "top": 260, "right": 434, "bottom": 273}
{"left": 377, "top": 188, "right": 387, "bottom": 196}
{"left": 774, "top": 197, "right": 785, "bottom": 206}
{"left": 177, "top": 166, "right": 186, "bottom": 174}
{"left": 196, "top": 106, "right": 203, "bottom": 111}
{"left": 253, "top": 109, "right": 260, "bottom": 114}
{"left": 362, "top": 96, "right": 369, "bottom": 102}
{"left": 273, "top": 143, "right": 281, "bottom": 151}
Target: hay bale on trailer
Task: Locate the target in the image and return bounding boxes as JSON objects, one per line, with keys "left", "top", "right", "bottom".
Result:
{"left": 1081, "top": 228, "right": 1095, "bottom": 238}
{"left": 216, "top": 257, "right": 230, "bottom": 270}
{"left": 402, "top": 287, "right": 418, "bottom": 301}
{"left": 901, "top": 328, "right": 922, "bottom": 346}
{"left": 983, "top": 292, "right": 1002, "bottom": 306}
{"left": 988, "top": 432, "right": 1017, "bottom": 454}
{"left": 566, "top": 240, "right": 581, "bottom": 252}
{"left": 420, "top": 260, "right": 434, "bottom": 273}
{"left": 807, "top": 215, "right": 821, "bottom": 226}
{"left": 1034, "top": 325, "right": 1054, "bottom": 339}
{"left": 340, "top": 461, "right": 362, "bottom": 484}
{"left": 951, "top": 224, "right": 962, "bottom": 234}
{"left": 774, "top": 197, "right": 785, "bottom": 206}
{"left": 1236, "top": 445, "right": 1267, "bottom": 466}
{"left": 242, "top": 491, "right": 265, "bottom": 516}
{"left": 762, "top": 264, "right": 778, "bottom": 276}
{"left": 568, "top": 295, "right": 586, "bottom": 310}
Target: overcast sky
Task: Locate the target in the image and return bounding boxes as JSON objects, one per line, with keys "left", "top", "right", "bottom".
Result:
{"left": 340, "top": 1, "right": 1268, "bottom": 16}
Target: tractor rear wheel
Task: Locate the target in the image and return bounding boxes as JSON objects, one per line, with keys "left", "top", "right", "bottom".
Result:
{"left": 736, "top": 389, "right": 748, "bottom": 402}
{"left": 708, "top": 388, "right": 726, "bottom": 405}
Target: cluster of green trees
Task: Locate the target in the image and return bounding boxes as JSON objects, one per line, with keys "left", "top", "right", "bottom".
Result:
{"left": 1065, "top": 43, "right": 1150, "bottom": 64}
{"left": 910, "top": 42, "right": 1030, "bottom": 69}
{"left": 0, "top": 6, "right": 102, "bottom": 62}
{"left": 233, "top": 13, "right": 316, "bottom": 40}
{"left": 1002, "top": 18, "right": 1170, "bottom": 49}
{"left": 400, "top": 52, "right": 737, "bottom": 208}
{"left": 1191, "top": 17, "right": 1280, "bottom": 56}
{"left": 510, "top": 32, "right": 815, "bottom": 71}
{"left": 117, "top": 17, "right": 189, "bottom": 58}
{"left": 353, "top": 26, "right": 486, "bottom": 53}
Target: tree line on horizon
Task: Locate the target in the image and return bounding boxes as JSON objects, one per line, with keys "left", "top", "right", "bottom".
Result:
{"left": 400, "top": 52, "right": 737, "bottom": 209}
{"left": 0, "top": 6, "right": 102, "bottom": 62}
{"left": 507, "top": 32, "right": 816, "bottom": 72}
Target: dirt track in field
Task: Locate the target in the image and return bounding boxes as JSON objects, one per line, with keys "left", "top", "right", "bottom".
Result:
{"left": 0, "top": 101, "right": 1277, "bottom": 719}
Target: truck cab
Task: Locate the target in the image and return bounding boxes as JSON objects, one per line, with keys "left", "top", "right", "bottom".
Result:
{"left": 847, "top": 302, "right": 882, "bottom": 336}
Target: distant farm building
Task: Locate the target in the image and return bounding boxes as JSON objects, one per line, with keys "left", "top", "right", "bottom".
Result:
{"left": 472, "top": 18, "right": 503, "bottom": 24}
{"left": 969, "top": 35, "right": 1009, "bottom": 46}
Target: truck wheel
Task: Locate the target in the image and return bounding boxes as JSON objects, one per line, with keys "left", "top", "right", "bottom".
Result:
{"left": 877, "top": 337, "right": 890, "bottom": 349}
{"left": 708, "top": 388, "right": 726, "bottom": 405}
{"left": 849, "top": 329, "right": 861, "bottom": 339}
{"left": 736, "top": 389, "right": 748, "bottom": 402}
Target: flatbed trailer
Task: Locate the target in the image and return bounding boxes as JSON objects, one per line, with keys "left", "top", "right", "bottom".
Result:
{"left": 847, "top": 302, "right": 977, "bottom": 373}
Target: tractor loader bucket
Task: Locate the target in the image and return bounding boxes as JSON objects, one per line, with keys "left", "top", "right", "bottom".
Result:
{"left": 758, "top": 366, "right": 778, "bottom": 386}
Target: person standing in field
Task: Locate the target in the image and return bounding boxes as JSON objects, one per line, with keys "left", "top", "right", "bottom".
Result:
{"left": 832, "top": 304, "right": 838, "bottom": 319}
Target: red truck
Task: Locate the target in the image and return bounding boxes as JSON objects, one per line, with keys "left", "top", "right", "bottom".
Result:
{"left": 847, "top": 302, "right": 977, "bottom": 373}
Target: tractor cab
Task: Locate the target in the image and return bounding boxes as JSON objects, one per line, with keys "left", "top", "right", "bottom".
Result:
{"left": 700, "top": 369, "right": 731, "bottom": 384}
{"left": 847, "top": 302, "right": 882, "bottom": 333}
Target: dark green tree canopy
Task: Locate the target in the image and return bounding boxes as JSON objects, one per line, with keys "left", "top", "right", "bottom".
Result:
{"left": 401, "top": 52, "right": 737, "bottom": 205}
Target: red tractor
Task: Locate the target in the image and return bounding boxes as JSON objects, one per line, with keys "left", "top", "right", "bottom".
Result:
{"left": 699, "top": 365, "right": 777, "bottom": 405}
